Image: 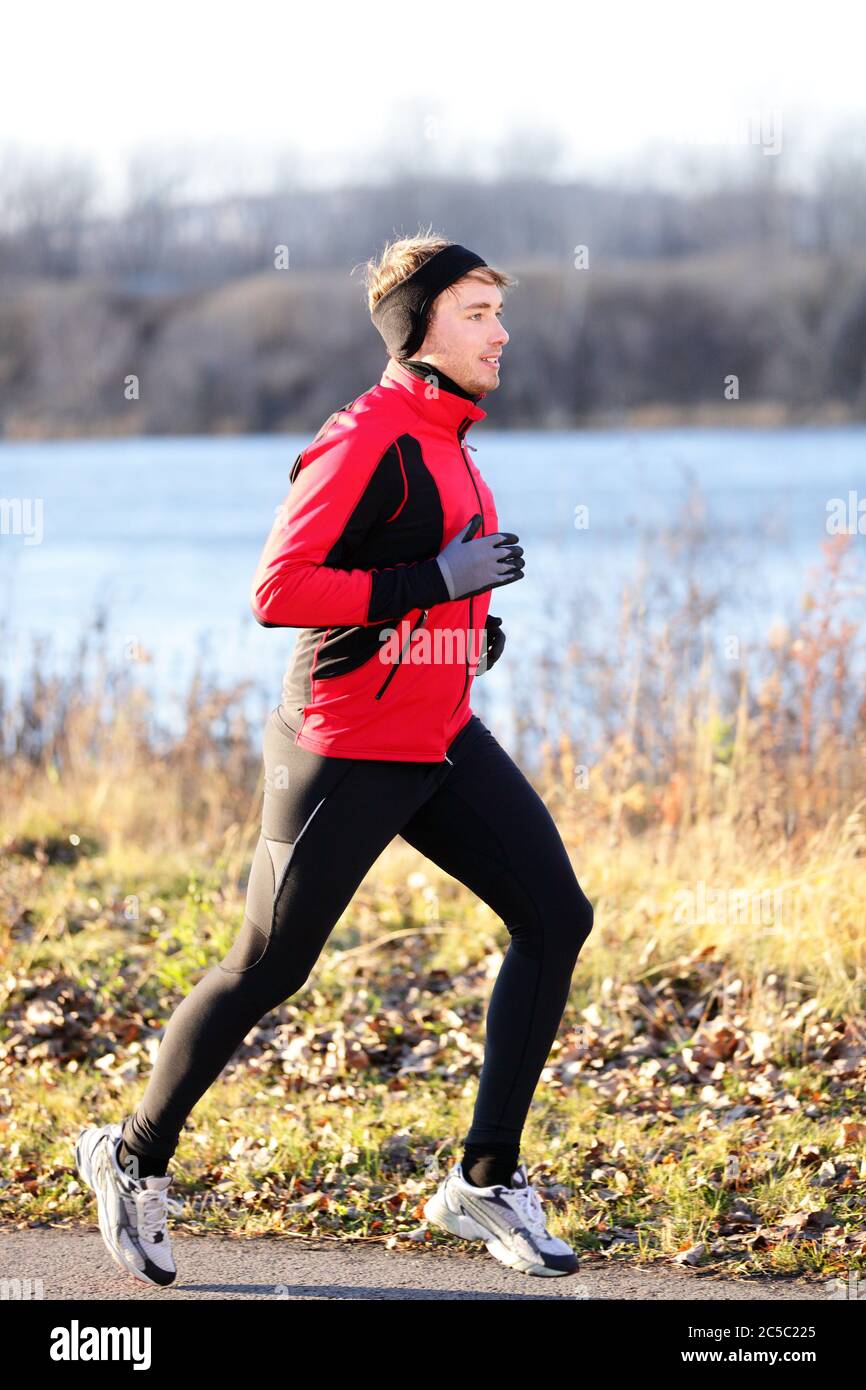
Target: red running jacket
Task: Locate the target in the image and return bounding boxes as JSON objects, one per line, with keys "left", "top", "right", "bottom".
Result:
{"left": 250, "top": 357, "right": 500, "bottom": 761}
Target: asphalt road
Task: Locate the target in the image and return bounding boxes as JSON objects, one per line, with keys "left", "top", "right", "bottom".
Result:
{"left": 0, "top": 1227, "right": 834, "bottom": 1300}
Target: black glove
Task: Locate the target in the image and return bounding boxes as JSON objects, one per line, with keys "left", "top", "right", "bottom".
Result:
{"left": 477, "top": 614, "right": 505, "bottom": 675}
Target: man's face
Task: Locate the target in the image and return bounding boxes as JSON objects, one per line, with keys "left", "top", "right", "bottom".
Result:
{"left": 411, "top": 273, "right": 509, "bottom": 397}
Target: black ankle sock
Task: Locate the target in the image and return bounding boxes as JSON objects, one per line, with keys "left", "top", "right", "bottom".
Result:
{"left": 462, "top": 1143, "right": 520, "bottom": 1189}
{"left": 117, "top": 1137, "right": 169, "bottom": 1181}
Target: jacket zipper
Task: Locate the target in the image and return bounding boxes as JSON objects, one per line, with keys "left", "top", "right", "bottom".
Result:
{"left": 374, "top": 608, "right": 428, "bottom": 699}
{"left": 452, "top": 419, "right": 485, "bottom": 716}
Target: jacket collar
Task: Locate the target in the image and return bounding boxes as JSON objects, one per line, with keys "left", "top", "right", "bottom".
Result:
{"left": 380, "top": 357, "right": 487, "bottom": 437}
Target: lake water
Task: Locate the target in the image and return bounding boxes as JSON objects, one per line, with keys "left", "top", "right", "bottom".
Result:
{"left": 1, "top": 426, "right": 864, "bottom": 748}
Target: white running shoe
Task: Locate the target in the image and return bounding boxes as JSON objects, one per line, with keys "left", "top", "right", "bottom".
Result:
{"left": 74, "top": 1121, "right": 183, "bottom": 1287}
{"left": 424, "top": 1159, "right": 580, "bottom": 1276}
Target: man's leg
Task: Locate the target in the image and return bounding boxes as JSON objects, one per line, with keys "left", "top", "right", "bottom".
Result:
{"left": 119, "top": 708, "right": 442, "bottom": 1178}
{"left": 398, "top": 715, "right": 594, "bottom": 1185}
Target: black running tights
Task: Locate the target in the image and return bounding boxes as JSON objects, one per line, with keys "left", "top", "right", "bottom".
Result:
{"left": 121, "top": 708, "right": 594, "bottom": 1168}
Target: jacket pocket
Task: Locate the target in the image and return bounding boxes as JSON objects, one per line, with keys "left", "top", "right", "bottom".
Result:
{"left": 374, "top": 608, "right": 428, "bottom": 700}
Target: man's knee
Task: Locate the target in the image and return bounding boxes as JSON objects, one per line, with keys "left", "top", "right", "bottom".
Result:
{"left": 506, "top": 881, "right": 593, "bottom": 961}
{"left": 217, "top": 912, "right": 314, "bottom": 1004}
{"left": 576, "top": 890, "right": 594, "bottom": 945}
{"left": 554, "top": 882, "right": 594, "bottom": 956}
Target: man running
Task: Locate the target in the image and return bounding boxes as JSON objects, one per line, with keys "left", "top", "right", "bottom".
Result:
{"left": 75, "top": 234, "right": 594, "bottom": 1283}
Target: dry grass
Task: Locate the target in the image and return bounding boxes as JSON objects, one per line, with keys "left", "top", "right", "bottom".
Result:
{"left": 1, "top": 524, "right": 864, "bottom": 1278}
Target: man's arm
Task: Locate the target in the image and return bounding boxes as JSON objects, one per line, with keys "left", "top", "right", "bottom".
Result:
{"left": 250, "top": 418, "right": 450, "bottom": 628}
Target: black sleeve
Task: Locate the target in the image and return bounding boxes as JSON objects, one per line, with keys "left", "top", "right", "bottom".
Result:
{"left": 367, "top": 556, "right": 450, "bottom": 622}
{"left": 325, "top": 439, "right": 451, "bottom": 623}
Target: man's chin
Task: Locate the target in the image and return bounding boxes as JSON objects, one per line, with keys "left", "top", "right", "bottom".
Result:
{"left": 471, "top": 375, "right": 497, "bottom": 395}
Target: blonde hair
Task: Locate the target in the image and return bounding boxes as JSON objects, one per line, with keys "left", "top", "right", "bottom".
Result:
{"left": 359, "top": 226, "right": 517, "bottom": 319}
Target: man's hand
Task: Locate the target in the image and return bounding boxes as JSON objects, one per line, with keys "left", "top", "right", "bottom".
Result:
{"left": 436, "top": 515, "right": 524, "bottom": 602}
{"left": 477, "top": 614, "right": 505, "bottom": 675}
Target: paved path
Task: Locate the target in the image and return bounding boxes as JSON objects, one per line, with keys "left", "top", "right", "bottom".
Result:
{"left": 0, "top": 1227, "right": 833, "bottom": 1300}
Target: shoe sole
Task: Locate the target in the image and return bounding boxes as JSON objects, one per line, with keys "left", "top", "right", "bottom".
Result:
{"left": 74, "top": 1127, "right": 176, "bottom": 1288}
{"left": 423, "top": 1186, "right": 579, "bottom": 1277}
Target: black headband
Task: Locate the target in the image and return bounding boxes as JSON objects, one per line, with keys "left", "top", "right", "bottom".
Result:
{"left": 371, "top": 243, "right": 489, "bottom": 359}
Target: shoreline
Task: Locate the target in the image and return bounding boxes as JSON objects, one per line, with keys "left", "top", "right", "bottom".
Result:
{"left": 1, "top": 398, "right": 863, "bottom": 442}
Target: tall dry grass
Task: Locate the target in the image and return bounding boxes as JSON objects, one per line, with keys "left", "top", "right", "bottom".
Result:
{"left": 1, "top": 526, "right": 864, "bottom": 879}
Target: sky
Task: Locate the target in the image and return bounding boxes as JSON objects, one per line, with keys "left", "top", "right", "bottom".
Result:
{"left": 3, "top": 0, "right": 865, "bottom": 209}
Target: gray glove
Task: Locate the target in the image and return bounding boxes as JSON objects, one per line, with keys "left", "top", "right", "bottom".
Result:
{"left": 435, "top": 515, "right": 524, "bottom": 601}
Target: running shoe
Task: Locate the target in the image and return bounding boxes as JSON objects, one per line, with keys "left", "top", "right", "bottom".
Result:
{"left": 423, "top": 1159, "right": 580, "bottom": 1276}
{"left": 74, "top": 1121, "right": 183, "bottom": 1287}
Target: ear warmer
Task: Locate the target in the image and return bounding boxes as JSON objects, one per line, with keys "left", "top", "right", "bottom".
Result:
{"left": 371, "top": 244, "right": 489, "bottom": 359}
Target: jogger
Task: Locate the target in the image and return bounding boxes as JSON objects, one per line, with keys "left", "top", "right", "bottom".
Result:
{"left": 78, "top": 237, "right": 594, "bottom": 1284}
{"left": 120, "top": 702, "right": 594, "bottom": 1172}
